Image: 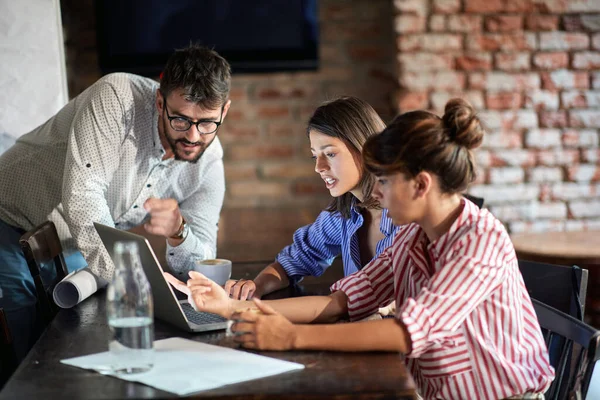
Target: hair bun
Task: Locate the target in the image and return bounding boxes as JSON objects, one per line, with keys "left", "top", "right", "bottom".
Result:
{"left": 442, "top": 98, "right": 484, "bottom": 150}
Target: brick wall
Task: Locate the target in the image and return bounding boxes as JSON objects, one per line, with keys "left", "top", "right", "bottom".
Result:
{"left": 394, "top": 0, "right": 600, "bottom": 233}
{"left": 60, "top": 0, "right": 398, "bottom": 209}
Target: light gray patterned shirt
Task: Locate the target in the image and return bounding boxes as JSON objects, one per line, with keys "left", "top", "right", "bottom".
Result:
{"left": 0, "top": 73, "right": 225, "bottom": 281}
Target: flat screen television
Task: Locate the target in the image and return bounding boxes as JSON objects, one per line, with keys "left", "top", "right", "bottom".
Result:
{"left": 95, "top": 0, "right": 319, "bottom": 76}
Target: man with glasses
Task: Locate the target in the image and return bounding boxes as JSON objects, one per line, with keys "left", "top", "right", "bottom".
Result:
{"left": 0, "top": 44, "right": 231, "bottom": 360}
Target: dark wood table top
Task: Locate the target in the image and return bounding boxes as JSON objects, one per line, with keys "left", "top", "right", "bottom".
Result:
{"left": 0, "top": 262, "right": 417, "bottom": 400}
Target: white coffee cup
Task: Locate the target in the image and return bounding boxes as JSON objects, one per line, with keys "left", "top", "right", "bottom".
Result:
{"left": 193, "top": 259, "right": 232, "bottom": 286}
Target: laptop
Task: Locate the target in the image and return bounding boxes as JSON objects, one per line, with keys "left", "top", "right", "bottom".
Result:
{"left": 94, "top": 222, "right": 228, "bottom": 333}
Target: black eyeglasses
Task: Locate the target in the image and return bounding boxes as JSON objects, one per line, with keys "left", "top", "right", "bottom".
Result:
{"left": 163, "top": 99, "right": 224, "bottom": 135}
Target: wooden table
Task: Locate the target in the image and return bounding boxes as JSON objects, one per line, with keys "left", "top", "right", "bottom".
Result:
{"left": 0, "top": 263, "right": 417, "bottom": 399}
{"left": 511, "top": 231, "right": 600, "bottom": 326}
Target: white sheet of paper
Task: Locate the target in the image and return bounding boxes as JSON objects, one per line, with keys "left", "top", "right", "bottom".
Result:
{"left": 60, "top": 337, "right": 305, "bottom": 396}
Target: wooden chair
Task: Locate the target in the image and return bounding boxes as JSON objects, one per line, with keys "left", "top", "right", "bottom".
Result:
{"left": 532, "top": 299, "right": 600, "bottom": 400}
{"left": 0, "top": 308, "right": 17, "bottom": 388}
{"left": 19, "top": 221, "right": 69, "bottom": 327}
{"left": 519, "top": 260, "right": 588, "bottom": 320}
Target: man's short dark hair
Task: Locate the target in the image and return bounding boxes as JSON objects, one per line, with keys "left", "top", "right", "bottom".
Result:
{"left": 160, "top": 44, "right": 231, "bottom": 109}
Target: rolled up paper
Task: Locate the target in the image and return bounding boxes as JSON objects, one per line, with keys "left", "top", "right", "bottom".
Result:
{"left": 53, "top": 268, "right": 106, "bottom": 308}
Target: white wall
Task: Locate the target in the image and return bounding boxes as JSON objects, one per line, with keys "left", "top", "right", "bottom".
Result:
{"left": 0, "top": 0, "right": 68, "bottom": 152}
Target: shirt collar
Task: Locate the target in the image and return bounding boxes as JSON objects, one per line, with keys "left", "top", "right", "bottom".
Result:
{"left": 349, "top": 200, "right": 396, "bottom": 237}
{"left": 152, "top": 91, "right": 167, "bottom": 157}
{"left": 428, "top": 197, "right": 475, "bottom": 256}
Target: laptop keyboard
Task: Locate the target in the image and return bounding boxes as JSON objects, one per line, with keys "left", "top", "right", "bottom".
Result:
{"left": 181, "top": 302, "right": 227, "bottom": 325}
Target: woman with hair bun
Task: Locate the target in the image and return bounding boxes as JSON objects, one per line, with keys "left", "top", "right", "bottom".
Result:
{"left": 166, "top": 99, "right": 554, "bottom": 400}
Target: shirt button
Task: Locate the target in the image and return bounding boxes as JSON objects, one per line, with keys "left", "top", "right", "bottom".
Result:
{"left": 147, "top": 184, "right": 152, "bottom": 188}
{"left": 133, "top": 205, "right": 138, "bottom": 209}
{"left": 115, "top": 222, "right": 119, "bottom": 226}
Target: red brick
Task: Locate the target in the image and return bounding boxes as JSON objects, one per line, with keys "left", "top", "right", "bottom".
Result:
{"left": 292, "top": 180, "right": 329, "bottom": 196}
{"left": 433, "top": 0, "right": 461, "bottom": 13}
{"left": 322, "top": 22, "right": 385, "bottom": 41}
{"left": 524, "top": 90, "right": 559, "bottom": 111}
{"left": 447, "top": 15, "right": 482, "bottom": 32}
{"left": 532, "top": 52, "right": 569, "bottom": 69}
{"left": 394, "top": 14, "right": 427, "bottom": 33}
{"left": 321, "top": 4, "right": 354, "bottom": 20}
{"left": 429, "top": 15, "right": 446, "bottom": 31}
{"left": 256, "top": 106, "right": 291, "bottom": 119}
{"left": 261, "top": 162, "right": 316, "bottom": 179}
{"left": 581, "top": 15, "right": 600, "bottom": 31}
{"left": 486, "top": 92, "right": 523, "bottom": 109}
{"left": 455, "top": 53, "right": 492, "bottom": 71}
{"left": 266, "top": 122, "right": 307, "bottom": 139}
{"left": 469, "top": 33, "right": 536, "bottom": 51}
{"left": 525, "top": 15, "right": 559, "bottom": 31}
{"left": 218, "top": 125, "right": 261, "bottom": 144}
{"left": 573, "top": 52, "right": 600, "bottom": 69}
{"left": 539, "top": 111, "right": 568, "bottom": 128}
{"left": 486, "top": 15, "right": 523, "bottom": 32}
{"left": 539, "top": 32, "right": 590, "bottom": 51}
{"left": 398, "top": 34, "right": 462, "bottom": 51}
{"left": 464, "top": 0, "right": 504, "bottom": 13}
{"left": 398, "top": 53, "right": 454, "bottom": 71}
{"left": 397, "top": 92, "right": 429, "bottom": 111}
{"left": 228, "top": 86, "right": 248, "bottom": 102}
{"left": 228, "top": 144, "right": 294, "bottom": 161}
{"left": 570, "top": 110, "right": 600, "bottom": 128}
{"left": 256, "top": 85, "right": 319, "bottom": 101}
{"left": 224, "top": 163, "right": 258, "bottom": 181}
{"left": 495, "top": 53, "right": 530, "bottom": 71}
{"left": 541, "top": 70, "right": 589, "bottom": 90}
{"left": 229, "top": 181, "right": 289, "bottom": 198}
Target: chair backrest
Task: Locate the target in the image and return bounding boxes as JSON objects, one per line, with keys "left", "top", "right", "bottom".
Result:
{"left": 0, "top": 308, "right": 17, "bottom": 388}
{"left": 532, "top": 299, "right": 600, "bottom": 400}
{"left": 463, "top": 193, "right": 484, "bottom": 209}
{"left": 519, "top": 259, "right": 588, "bottom": 320}
{"left": 19, "top": 221, "right": 68, "bottom": 326}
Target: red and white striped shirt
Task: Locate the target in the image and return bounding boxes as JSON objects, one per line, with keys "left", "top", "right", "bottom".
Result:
{"left": 331, "top": 199, "right": 554, "bottom": 400}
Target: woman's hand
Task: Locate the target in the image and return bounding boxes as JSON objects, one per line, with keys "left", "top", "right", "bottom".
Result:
{"left": 224, "top": 279, "right": 259, "bottom": 300}
{"left": 230, "top": 298, "right": 297, "bottom": 351}
{"left": 164, "top": 271, "right": 233, "bottom": 318}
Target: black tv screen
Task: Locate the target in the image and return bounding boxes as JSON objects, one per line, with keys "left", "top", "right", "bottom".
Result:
{"left": 95, "top": 0, "right": 319, "bottom": 76}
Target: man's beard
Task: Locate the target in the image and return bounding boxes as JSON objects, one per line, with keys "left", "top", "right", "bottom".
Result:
{"left": 163, "top": 119, "right": 215, "bottom": 164}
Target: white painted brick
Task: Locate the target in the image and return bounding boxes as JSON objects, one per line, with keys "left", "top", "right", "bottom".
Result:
{"left": 398, "top": 53, "right": 453, "bottom": 71}
{"left": 562, "top": 129, "right": 600, "bottom": 147}
{"left": 394, "top": 0, "right": 429, "bottom": 16}
{"left": 567, "top": 0, "right": 600, "bottom": 13}
{"left": 562, "top": 91, "right": 600, "bottom": 108}
{"left": 539, "top": 32, "right": 590, "bottom": 50}
{"left": 529, "top": 167, "right": 563, "bottom": 182}
{"left": 474, "top": 72, "right": 540, "bottom": 91}
{"left": 479, "top": 110, "right": 538, "bottom": 130}
{"left": 545, "top": 69, "right": 589, "bottom": 90}
{"left": 573, "top": 52, "right": 600, "bottom": 69}
{"left": 525, "top": 129, "right": 562, "bottom": 148}
{"left": 537, "top": 149, "right": 580, "bottom": 166}
{"left": 482, "top": 131, "right": 523, "bottom": 149}
{"left": 569, "top": 200, "right": 600, "bottom": 218}
{"left": 400, "top": 71, "right": 465, "bottom": 90}
{"left": 586, "top": 221, "right": 600, "bottom": 231}
{"left": 551, "top": 183, "right": 599, "bottom": 200}
{"left": 525, "top": 90, "right": 560, "bottom": 111}
{"left": 570, "top": 110, "right": 600, "bottom": 128}
{"left": 509, "top": 220, "right": 565, "bottom": 234}
{"left": 475, "top": 150, "right": 492, "bottom": 168}
{"left": 469, "top": 184, "right": 540, "bottom": 205}
{"left": 583, "top": 149, "right": 600, "bottom": 162}
{"left": 490, "top": 167, "right": 524, "bottom": 184}
{"left": 429, "top": 15, "right": 446, "bottom": 31}
{"left": 568, "top": 164, "right": 600, "bottom": 181}
{"left": 594, "top": 72, "right": 600, "bottom": 89}
{"left": 489, "top": 204, "right": 537, "bottom": 221}
{"left": 537, "top": 202, "right": 569, "bottom": 219}
{"left": 430, "top": 91, "right": 484, "bottom": 110}
{"left": 565, "top": 220, "right": 586, "bottom": 231}
{"left": 491, "top": 150, "right": 536, "bottom": 166}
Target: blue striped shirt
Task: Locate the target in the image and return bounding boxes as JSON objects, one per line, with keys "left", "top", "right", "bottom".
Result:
{"left": 276, "top": 203, "right": 399, "bottom": 284}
